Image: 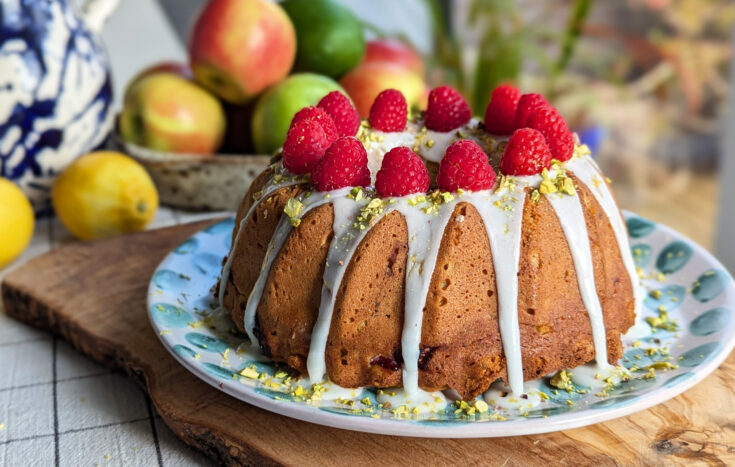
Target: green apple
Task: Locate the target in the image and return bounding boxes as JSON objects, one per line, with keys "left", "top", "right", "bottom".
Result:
{"left": 251, "top": 73, "right": 344, "bottom": 154}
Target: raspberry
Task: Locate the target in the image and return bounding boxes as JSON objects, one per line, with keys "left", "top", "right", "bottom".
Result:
{"left": 375, "top": 147, "right": 429, "bottom": 197}
{"left": 483, "top": 84, "right": 521, "bottom": 135}
{"left": 513, "top": 93, "right": 549, "bottom": 129}
{"left": 425, "top": 85, "right": 472, "bottom": 132}
{"left": 282, "top": 119, "right": 329, "bottom": 175}
{"left": 368, "top": 89, "right": 407, "bottom": 132}
{"left": 437, "top": 140, "right": 496, "bottom": 192}
{"left": 526, "top": 106, "right": 574, "bottom": 161}
{"left": 311, "top": 137, "right": 371, "bottom": 191}
{"left": 500, "top": 128, "right": 552, "bottom": 176}
{"left": 290, "top": 106, "right": 339, "bottom": 145}
{"left": 318, "top": 91, "right": 361, "bottom": 137}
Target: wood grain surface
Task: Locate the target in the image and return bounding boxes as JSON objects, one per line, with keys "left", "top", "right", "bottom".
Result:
{"left": 1, "top": 221, "right": 733, "bottom": 466}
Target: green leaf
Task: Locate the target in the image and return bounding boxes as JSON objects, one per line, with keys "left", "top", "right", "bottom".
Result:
{"left": 554, "top": 0, "right": 593, "bottom": 76}
{"left": 472, "top": 29, "right": 523, "bottom": 113}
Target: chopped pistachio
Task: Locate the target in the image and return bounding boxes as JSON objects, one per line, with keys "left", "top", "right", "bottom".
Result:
{"left": 348, "top": 187, "right": 364, "bottom": 202}
{"left": 239, "top": 367, "right": 259, "bottom": 379}
{"left": 643, "top": 361, "right": 678, "bottom": 371}
{"left": 646, "top": 310, "right": 679, "bottom": 332}
{"left": 550, "top": 369, "right": 575, "bottom": 392}
{"left": 573, "top": 144, "right": 591, "bottom": 158}
{"left": 284, "top": 198, "right": 303, "bottom": 227}
{"left": 495, "top": 175, "right": 517, "bottom": 194}
{"left": 558, "top": 176, "right": 576, "bottom": 195}
{"left": 539, "top": 179, "right": 557, "bottom": 195}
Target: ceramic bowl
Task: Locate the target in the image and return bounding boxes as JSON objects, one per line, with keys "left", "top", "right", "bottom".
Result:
{"left": 116, "top": 136, "right": 271, "bottom": 211}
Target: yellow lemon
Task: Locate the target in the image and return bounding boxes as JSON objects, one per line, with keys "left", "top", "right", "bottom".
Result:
{"left": 52, "top": 151, "right": 158, "bottom": 240}
{"left": 0, "top": 178, "right": 34, "bottom": 269}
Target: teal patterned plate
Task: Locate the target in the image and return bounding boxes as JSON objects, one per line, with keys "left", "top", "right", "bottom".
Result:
{"left": 147, "top": 213, "right": 735, "bottom": 437}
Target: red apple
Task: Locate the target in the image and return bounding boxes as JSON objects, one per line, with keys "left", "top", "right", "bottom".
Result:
{"left": 339, "top": 62, "right": 428, "bottom": 117}
{"left": 364, "top": 39, "right": 424, "bottom": 76}
{"left": 189, "top": 0, "right": 296, "bottom": 104}
{"left": 119, "top": 72, "right": 226, "bottom": 154}
{"left": 125, "top": 61, "right": 192, "bottom": 100}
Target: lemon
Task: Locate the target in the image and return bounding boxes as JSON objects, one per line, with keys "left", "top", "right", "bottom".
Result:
{"left": 0, "top": 178, "right": 34, "bottom": 269}
{"left": 52, "top": 151, "right": 159, "bottom": 240}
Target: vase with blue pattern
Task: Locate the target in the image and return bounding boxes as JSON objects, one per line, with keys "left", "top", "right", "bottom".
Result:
{"left": 0, "top": 0, "right": 117, "bottom": 211}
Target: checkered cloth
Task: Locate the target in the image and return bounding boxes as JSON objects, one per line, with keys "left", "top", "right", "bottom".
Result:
{"left": 0, "top": 209, "right": 225, "bottom": 466}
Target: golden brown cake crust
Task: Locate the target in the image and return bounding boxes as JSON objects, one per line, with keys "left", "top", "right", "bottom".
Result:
{"left": 326, "top": 211, "right": 408, "bottom": 389}
{"left": 222, "top": 171, "right": 636, "bottom": 400}
{"left": 221, "top": 167, "right": 307, "bottom": 333}
{"left": 255, "top": 204, "right": 334, "bottom": 370}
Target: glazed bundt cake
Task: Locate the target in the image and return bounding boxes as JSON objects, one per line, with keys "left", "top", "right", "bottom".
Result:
{"left": 218, "top": 85, "right": 644, "bottom": 401}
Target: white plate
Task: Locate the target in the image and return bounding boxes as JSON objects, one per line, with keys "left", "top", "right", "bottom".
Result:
{"left": 147, "top": 212, "right": 735, "bottom": 437}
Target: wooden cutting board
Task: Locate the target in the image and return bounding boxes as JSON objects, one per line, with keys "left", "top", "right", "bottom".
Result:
{"left": 2, "top": 221, "right": 734, "bottom": 466}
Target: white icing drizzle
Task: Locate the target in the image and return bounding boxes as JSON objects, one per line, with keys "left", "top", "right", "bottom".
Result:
{"left": 317, "top": 380, "right": 364, "bottom": 401}
{"left": 568, "top": 363, "right": 629, "bottom": 390}
{"left": 394, "top": 197, "right": 459, "bottom": 395}
{"left": 465, "top": 186, "right": 528, "bottom": 396}
{"left": 420, "top": 129, "right": 459, "bottom": 163}
{"left": 545, "top": 189, "right": 611, "bottom": 371}
{"left": 218, "top": 170, "right": 304, "bottom": 308}
{"left": 244, "top": 188, "right": 354, "bottom": 351}
{"left": 306, "top": 194, "right": 373, "bottom": 382}
{"left": 376, "top": 387, "right": 447, "bottom": 414}
{"left": 483, "top": 380, "right": 545, "bottom": 412}
{"left": 566, "top": 156, "right": 647, "bottom": 338}
{"left": 220, "top": 129, "right": 644, "bottom": 401}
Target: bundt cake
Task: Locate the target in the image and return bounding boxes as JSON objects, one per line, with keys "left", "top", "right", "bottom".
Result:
{"left": 217, "top": 85, "right": 645, "bottom": 402}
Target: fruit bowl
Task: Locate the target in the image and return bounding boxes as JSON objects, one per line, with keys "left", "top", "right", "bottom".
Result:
{"left": 114, "top": 133, "right": 271, "bottom": 211}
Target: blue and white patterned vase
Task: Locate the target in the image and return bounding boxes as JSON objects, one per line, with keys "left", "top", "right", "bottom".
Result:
{"left": 0, "top": 0, "right": 118, "bottom": 211}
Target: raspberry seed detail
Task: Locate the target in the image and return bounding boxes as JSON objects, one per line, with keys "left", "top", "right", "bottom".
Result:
{"left": 318, "top": 91, "right": 361, "bottom": 137}
{"left": 369, "top": 89, "right": 408, "bottom": 133}
{"left": 425, "top": 85, "right": 472, "bottom": 132}
{"left": 437, "top": 140, "right": 496, "bottom": 192}
{"left": 282, "top": 119, "right": 330, "bottom": 175}
{"left": 484, "top": 84, "right": 521, "bottom": 135}
{"left": 290, "top": 106, "right": 339, "bottom": 145}
{"left": 500, "top": 128, "right": 553, "bottom": 176}
{"left": 312, "top": 136, "right": 371, "bottom": 192}
{"left": 375, "top": 146, "right": 429, "bottom": 197}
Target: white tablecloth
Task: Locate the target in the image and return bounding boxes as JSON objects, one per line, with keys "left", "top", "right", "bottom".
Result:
{"left": 0, "top": 208, "right": 225, "bottom": 466}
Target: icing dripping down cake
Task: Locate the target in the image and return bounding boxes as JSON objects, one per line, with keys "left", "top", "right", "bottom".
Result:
{"left": 217, "top": 85, "right": 645, "bottom": 401}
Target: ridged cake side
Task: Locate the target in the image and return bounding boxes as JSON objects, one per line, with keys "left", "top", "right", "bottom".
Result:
{"left": 220, "top": 165, "right": 636, "bottom": 400}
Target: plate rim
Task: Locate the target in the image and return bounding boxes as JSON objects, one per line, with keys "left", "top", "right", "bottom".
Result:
{"left": 147, "top": 212, "right": 735, "bottom": 438}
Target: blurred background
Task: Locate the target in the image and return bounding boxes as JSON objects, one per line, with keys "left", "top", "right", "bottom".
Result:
{"left": 1, "top": 0, "right": 734, "bottom": 270}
